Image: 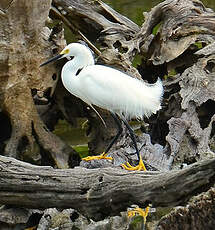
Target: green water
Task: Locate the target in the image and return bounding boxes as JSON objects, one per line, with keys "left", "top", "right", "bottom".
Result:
{"left": 53, "top": 119, "right": 89, "bottom": 156}
{"left": 54, "top": 119, "right": 142, "bottom": 156}
{"left": 104, "top": 0, "right": 215, "bottom": 25}
{"left": 104, "top": 0, "right": 162, "bottom": 25}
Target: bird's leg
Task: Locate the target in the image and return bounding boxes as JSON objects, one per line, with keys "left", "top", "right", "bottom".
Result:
{"left": 104, "top": 112, "right": 123, "bottom": 153}
{"left": 82, "top": 112, "right": 122, "bottom": 161}
{"left": 121, "top": 118, "right": 149, "bottom": 225}
{"left": 120, "top": 117, "right": 146, "bottom": 171}
{"left": 121, "top": 118, "right": 140, "bottom": 161}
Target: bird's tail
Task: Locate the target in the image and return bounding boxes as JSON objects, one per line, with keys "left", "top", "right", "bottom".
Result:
{"left": 120, "top": 77, "right": 163, "bottom": 120}
{"left": 150, "top": 78, "right": 163, "bottom": 110}
{"left": 136, "top": 77, "right": 163, "bottom": 119}
{"left": 145, "top": 78, "right": 163, "bottom": 116}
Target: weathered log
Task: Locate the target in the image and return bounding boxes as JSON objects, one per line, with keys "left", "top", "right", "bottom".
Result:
{"left": 0, "top": 155, "right": 214, "bottom": 220}
{"left": 136, "top": 0, "right": 215, "bottom": 65}
{"left": 135, "top": 0, "right": 215, "bottom": 169}
{"left": 52, "top": 0, "right": 140, "bottom": 74}
{"left": 156, "top": 187, "right": 215, "bottom": 230}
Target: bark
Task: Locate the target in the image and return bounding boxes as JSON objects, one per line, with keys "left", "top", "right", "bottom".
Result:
{"left": 0, "top": 0, "right": 80, "bottom": 168}
{"left": 0, "top": 155, "right": 215, "bottom": 221}
{"left": 156, "top": 187, "right": 215, "bottom": 230}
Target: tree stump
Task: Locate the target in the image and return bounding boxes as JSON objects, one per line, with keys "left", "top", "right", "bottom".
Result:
{"left": 0, "top": 0, "right": 80, "bottom": 168}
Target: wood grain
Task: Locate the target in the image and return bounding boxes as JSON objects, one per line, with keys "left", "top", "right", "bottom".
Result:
{"left": 0, "top": 155, "right": 214, "bottom": 220}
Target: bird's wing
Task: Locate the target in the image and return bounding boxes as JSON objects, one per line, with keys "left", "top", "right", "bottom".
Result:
{"left": 78, "top": 65, "right": 131, "bottom": 112}
{"left": 77, "top": 65, "right": 163, "bottom": 119}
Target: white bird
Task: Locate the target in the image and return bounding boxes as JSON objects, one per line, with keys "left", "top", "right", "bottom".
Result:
{"left": 40, "top": 42, "right": 163, "bottom": 170}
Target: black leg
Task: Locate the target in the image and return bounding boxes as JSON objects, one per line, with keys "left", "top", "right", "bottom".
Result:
{"left": 104, "top": 113, "right": 123, "bottom": 153}
{"left": 121, "top": 117, "right": 140, "bottom": 161}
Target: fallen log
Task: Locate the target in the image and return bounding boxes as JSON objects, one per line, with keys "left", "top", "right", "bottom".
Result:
{"left": 0, "top": 155, "right": 214, "bottom": 220}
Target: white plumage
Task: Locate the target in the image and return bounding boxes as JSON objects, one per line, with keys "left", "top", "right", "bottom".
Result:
{"left": 59, "top": 43, "right": 163, "bottom": 120}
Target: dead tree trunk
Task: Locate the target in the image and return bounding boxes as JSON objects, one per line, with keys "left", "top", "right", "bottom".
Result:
{"left": 134, "top": 0, "right": 215, "bottom": 169}
{"left": 0, "top": 0, "right": 80, "bottom": 168}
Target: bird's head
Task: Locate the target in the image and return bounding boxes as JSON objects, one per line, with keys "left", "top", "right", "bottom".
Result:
{"left": 40, "top": 43, "right": 93, "bottom": 67}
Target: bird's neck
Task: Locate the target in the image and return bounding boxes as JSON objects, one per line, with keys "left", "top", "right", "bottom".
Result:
{"left": 61, "top": 50, "right": 94, "bottom": 98}
{"left": 63, "top": 51, "right": 94, "bottom": 75}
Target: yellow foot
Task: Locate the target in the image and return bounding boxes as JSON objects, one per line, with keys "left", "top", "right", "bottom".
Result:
{"left": 25, "top": 226, "right": 37, "bottom": 230}
{"left": 82, "top": 152, "right": 113, "bottom": 161}
{"left": 128, "top": 206, "right": 150, "bottom": 224}
{"left": 121, "top": 154, "right": 147, "bottom": 171}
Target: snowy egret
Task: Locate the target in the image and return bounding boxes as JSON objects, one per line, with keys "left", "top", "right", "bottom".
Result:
{"left": 40, "top": 42, "right": 163, "bottom": 170}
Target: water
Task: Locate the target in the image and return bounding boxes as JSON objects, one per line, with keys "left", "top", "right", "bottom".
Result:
{"left": 104, "top": 0, "right": 215, "bottom": 25}
{"left": 104, "top": 0, "right": 163, "bottom": 25}
{"left": 53, "top": 119, "right": 89, "bottom": 156}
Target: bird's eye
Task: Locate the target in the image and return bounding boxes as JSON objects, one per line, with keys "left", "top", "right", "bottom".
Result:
{"left": 64, "top": 49, "right": 70, "bottom": 54}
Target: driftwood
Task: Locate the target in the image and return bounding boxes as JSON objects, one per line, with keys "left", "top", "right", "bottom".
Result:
{"left": 0, "top": 155, "right": 215, "bottom": 221}
{"left": 156, "top": 187, "right": 215, "bottom": 230}
{"left": 135, "top": 0, "right": 215, "bottom": 169}
{"left": 0, "top": 0, "right": 215, "bottom": 229}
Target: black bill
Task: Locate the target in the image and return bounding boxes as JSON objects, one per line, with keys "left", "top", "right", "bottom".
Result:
{"left": 40, "top": 54, "right": 63, "bottom": 67}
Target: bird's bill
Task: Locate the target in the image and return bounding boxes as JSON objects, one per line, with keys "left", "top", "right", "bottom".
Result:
{"left": 40, "top": 54, "right": 63, "bottom": 67}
